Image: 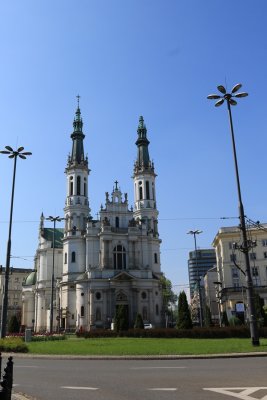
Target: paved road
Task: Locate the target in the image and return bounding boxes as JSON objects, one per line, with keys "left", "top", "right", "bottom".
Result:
{"left": 10, "top": 356, "right": 267, "bottom": 400}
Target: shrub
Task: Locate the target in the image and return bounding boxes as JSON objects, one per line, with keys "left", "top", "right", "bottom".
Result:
{"left": 114, "top": 305, "right": 129, "bottom": 332}
{"left": 177, "top": 291, "right": 192, "bottom": 329}
{"left": 229, "top": 316, "right": 243, "bottom": 327}
{"left": 8, "top": 315, "right": 20, "bottom": 334}
{"left": 134, "top": 314, "right": 144, "bottom": 329}
{"left": 0, "top": 338, "right": 28, "bottom": 353}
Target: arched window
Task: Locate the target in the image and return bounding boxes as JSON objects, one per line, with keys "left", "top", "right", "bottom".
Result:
{"left": 77, "top": 176, "right": 81, "bottom": 195}
{"left": 154, "top": 253, "right": 158, "bottom": 264}
{"left": 139, "top": 185, "right": 143, "bottom": 200}
{"left": 64, "top": 253, "right": 67, "bottom": 264}
{"left": 146, "top": 181, "right": 150, "bottom": 199}
{"left": 81, "top": 306, "right": 85, "bottom": 317}
{"left": 113, "top": 245, "right": 126, "bottom": 270}
{"left": 70, "top": 181, "right": 73, "bottom": 196}
{"left": 96, "top": 307, "right": 101, "bottom": 321}
{"left": 156, "top": 304, "right": 159, "bottom": 316}
{"left": 115, "top": 216, "right": 119, "bottom": 228}
{"left": 71, "top": 251, "right": 76, "bottom": 263}
{"left": 142, "top": 306, "right": 148, "bottom": 320}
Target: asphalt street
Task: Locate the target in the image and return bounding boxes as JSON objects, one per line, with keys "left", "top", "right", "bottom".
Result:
{"left": 9, "top": 355, "right": 267, "bottom": 400}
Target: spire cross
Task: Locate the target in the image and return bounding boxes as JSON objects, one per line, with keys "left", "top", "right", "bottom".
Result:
{"left": 76, "top": 94, "right": 80, "bottom": 107}
{"left": 114, "top": 180, "right": 118, "bottom": 190}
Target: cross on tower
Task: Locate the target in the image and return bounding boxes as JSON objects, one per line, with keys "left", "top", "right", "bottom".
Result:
{"left": 76, "top": 94, "right": 80, "bottom": 107}
{"left": 114, "top": 180, "right": 119, "bottom": 190}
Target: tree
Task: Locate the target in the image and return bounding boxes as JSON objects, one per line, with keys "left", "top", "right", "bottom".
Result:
{"left": 8, "top": 314, "right": 20, "bottom": 333}
{"left": 160, "top": 274, "right": 178, "bottom": 326}
{"left": 221, "top": 310, "right": 229, "bottom": 326}
{"left": 134, "top": 313, "right": 144, "bottom": 329}
{"left": 204, "top": 305, "right": 212, "bottom": 327}
{"left": 177, "top": 291, "right": 192, "bottom": 329}
{"left": 114, "top": 305, "right": 128, "bottom": 332}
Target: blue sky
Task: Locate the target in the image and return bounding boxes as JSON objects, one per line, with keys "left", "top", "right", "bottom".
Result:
{"left": 1, "top": 1, "right": 267, "bottom": 294}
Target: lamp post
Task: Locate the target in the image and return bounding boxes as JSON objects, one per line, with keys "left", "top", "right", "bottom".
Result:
{"left": 213, "top": 281, "right": 222, "bottom": 327}
{"left": 187, "top": 229, "right": 203, "bottom": 327}
{"left": 45, "top": 216, "right": 64, "bottom": 333}
{"left": 0, "top": 146, "right": 32, "bottom": 338}
{"left": 207, "top": 83, "right": 259, "bottom": 346}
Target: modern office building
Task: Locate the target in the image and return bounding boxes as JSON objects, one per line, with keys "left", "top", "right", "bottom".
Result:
{"left": 188, "top": 249, "right": 216, "bottom": 299}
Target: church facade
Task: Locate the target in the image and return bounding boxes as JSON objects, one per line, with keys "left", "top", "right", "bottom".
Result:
{"left": 22, "top": 104, "right": 163, "bottom": 332}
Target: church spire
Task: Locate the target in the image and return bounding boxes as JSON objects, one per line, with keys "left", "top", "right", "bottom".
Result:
{"left": 135, "top": 116, "right": 151, "bottom": 170}
{"left": 69, "top": 96, "right": 87, "bottom": 166}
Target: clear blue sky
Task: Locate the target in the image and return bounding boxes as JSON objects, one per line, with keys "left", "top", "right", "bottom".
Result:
{"left": 1, "top": 1, "right": 267, "bottom": 294}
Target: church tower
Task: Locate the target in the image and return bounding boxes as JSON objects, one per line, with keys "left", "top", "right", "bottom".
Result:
{"left": 63, "top": 99, "right": 90, "bottom": 278}
{"left": 133, "top": 116, "right": 161, "bottom": 273}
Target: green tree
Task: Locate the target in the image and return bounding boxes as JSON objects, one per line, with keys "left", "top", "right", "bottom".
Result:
{"left": 114, "top": 305, "right": 128, "bottom": 332}
{"left": 160, "top": 274, "right": 178, "bottom": 326}
{"left": 8, "top": 314, "right": 20, "bottom": 333}
{"left": 134, "top": 313, "right": 144, "bottom": 329}
{"left": 221, "top": 310, "right": 229, "bottom": 326}
{"left": 177, "top": 291, "right": 192, "bottom": 329}
{"left": 204, "top": 305, "right": 212, "bottom": 327}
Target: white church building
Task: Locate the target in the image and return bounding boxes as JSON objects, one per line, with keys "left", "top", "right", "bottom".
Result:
{"left": 22, "top": 104, "right": 163, "bottom": 332}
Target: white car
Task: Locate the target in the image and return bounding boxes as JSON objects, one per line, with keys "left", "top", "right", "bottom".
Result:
{"left": 144, "top": 323, "right": 153, "bottom": 329}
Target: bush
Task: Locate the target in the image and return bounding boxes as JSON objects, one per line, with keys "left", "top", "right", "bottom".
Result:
{"left": 76, "top": 326, "right": 267, "bottom": 339}
{"left": 229, "top": 317, "right": 243, "bottom": 327}
{"left": 8, "top": 315, "right": 20, "bottom": 334}
{"left": 0, "top": 338, "right": 28, "bottom": 353}
{"left": 134, "top": 314, "right": 144, "bottom": 329}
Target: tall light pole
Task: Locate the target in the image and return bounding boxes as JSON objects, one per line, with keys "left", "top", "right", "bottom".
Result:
{"left": 207, "top": 83, "right": 259, "bottom": 346}
{"left": 0, "top": 146, "right": 32, "bottom": 338}
{"left": 187, "top": 229, "right": 203, "bottom": 327}
{"left": 46, "top": 216, "right": 64, "bottom": 333}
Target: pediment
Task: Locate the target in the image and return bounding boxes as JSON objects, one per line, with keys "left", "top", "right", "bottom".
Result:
{"left": 113, "top": 271, "right": 134, "bottom": 281}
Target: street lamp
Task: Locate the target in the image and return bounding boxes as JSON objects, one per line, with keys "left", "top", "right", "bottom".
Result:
{"left": 0, "top": 146, "right": 32, "bottom": 338}
{"left": 213, "top": 281, "right": 222, "bottom": 327}
{"left": 207, "top": 83, "right": 259, "bottom": 346}
{"left": 45, "top": 216, "right": 64, "bottom": 333}
{"left": 187, "top": 229, "right": 203, "bottom": 327}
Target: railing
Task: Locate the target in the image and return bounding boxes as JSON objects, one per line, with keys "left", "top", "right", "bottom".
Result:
{"left": 0, "top": 354, "right": 13, "bottom": 400}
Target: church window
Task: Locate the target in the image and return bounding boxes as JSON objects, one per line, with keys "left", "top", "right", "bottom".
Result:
{"left": 142, "top": 306, "right": 148, "bottom": 320}
{"left": 113, "top": 245, "right": 126, "bottom": 270}
{"left": 152, "top": 183, "right": 155, "bottom": 200}
{"left": 154, "top": 253, "right": 158, "bottom": 263}
{"left": 115, "top": 216, "right": 119, "bottom": 228}
{"left": 77, "top": 176, "right": 81, "bottom": 195}
{"left": 70, "top": 181, "right": 73, "bottom": 196}
{"left": 96, "top": 307, "right": 101, "bottom": 321}
{"left": 81, "top": 306, "right": 85, "bottom": 317}
{"left": 71, "top": 251, "right": 76, "bottom": 263}
{"left": 84, "top": 183, "right": 86, "bottom": 196}
{"left": 141, "top": 291, "right": 147, "bottom": 299}
{"left": 156, "top": 304, "right": 159, "bottom": 316}
{"left": 139, "top": 181, "right": 143, "bottom": 200}
{"left": 146, "top": 181, "right": 150, "bottom": 199}
{"left": 95, "top": 292, "right": 101, "bottom": 300}
{"left": 64, "top": 253, "right": 67, "bottom": 264}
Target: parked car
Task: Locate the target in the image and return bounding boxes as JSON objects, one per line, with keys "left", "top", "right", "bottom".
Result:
{"left": 144, "top": 323, "right": 153, "bottom": 329}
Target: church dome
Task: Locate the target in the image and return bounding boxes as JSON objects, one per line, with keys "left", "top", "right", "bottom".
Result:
{"left": 24, "top": 271, "right": 37, "bottom": 286}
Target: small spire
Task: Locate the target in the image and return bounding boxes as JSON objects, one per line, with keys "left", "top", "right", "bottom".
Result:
{"left": 135, "top": 115, "right": 150, "bottom": 169}
{"left": 69, "top": 97, "right": 86, "bottom": 165}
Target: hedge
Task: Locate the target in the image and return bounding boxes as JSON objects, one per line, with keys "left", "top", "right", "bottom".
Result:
{"left": 77, "top": 327, "right": 267, "bottom": 339}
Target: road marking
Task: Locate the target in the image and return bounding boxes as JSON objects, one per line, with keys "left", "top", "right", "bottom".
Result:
{"left": 148, "top": 388, "right": 177, "bottom": 391}
{"left": 203, "top": 387, "right": 267, "bottom": 400}
{"left": 61, "top": 386, "right": 99, "bottom": 390}
{"left": 131, "top": 366, "right": 186, "bottom": 369}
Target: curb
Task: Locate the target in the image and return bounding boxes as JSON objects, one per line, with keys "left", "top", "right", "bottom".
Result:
{"left": 6, "top": 351, "right": 267, "bottom": 360}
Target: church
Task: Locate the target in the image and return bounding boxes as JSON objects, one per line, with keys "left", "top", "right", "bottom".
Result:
{"left": 22, "top": 103, "right": 163, "bottom": 332}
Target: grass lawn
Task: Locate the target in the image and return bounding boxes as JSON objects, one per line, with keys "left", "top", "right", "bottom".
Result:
{"left": 27, "top": 337, "right": 267, "bottom": 356}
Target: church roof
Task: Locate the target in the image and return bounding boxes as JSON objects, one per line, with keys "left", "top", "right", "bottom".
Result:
{"left": 23, "top": 271, "right": 37, "bottom": 286}
{"left": 42, "top": 228, "right": 64, "bottom": 248}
